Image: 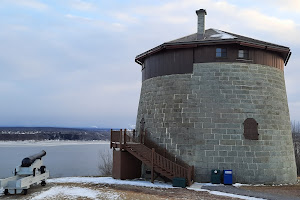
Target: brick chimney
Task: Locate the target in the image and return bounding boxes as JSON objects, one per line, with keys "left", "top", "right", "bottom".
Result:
{"left": 196, "top": 9, "right": 207, "bottom": 39}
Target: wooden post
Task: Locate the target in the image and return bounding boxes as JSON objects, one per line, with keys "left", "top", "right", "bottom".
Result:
{"left": 124, "top": 129, "right": 127, "bottom": 146}
{"left": 151, "top": 148, "right": 155, "bottom": 183}
{"left": 133, "top": 129, "right": 136, "bottom": 139}
{"left": 187, "top": 166, "right": 192, "bottom": 186}
{"left": 110, "top": 129, "right": 112, "bottom": 149}
{"left": 119, "top": 129, "right": 122, "bottom": 150}
{"left": 192, "top": 166, "right": 194, "bottom": 182}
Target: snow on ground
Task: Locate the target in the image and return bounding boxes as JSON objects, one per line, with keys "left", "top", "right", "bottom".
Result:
{"left": 50, "top": 177, "right": 266, "bottom": 200}
{"left": 31, "top": 186, "right": 104, "bottom": 200}
{"left": 49, "top": 177, "right": 174, "bottom": 188}
{"left": 233, "top": 183, "right": 252, "bottom": 187}
{"left": 0, "top": 177, "right": 268, "bottom": 200}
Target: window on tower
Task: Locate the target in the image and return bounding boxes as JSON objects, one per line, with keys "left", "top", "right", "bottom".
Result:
{"left": 238, "top": 49, "right": 249, "bottom": 59}
{"left": 216, "top": 48, "right": 227, "bottom": 58}
{"left": 243, "top": 118, "right": 259, "bottom": 140}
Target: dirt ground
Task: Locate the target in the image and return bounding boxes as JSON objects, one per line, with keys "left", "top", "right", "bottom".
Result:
{"left": 241, "top": 184, "right": 300, "bottom": 199}
{"left": 0, "top": 182, "right": 239, "bottom": 200}
{"left": 3, "top": 181, "right": 300, "bottom": 199}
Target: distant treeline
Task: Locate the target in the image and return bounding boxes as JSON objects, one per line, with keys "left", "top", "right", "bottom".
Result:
{"left": 0, "top": 127, "right": 110, "bottom": 141}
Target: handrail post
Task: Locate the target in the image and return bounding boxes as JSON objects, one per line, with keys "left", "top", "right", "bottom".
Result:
{"left": 133, "top": 129, "right": 136, "bottom": 138}
{"left": 144, "top": 129, "right": 147, "bottom": 144}
{"left": 119, "top": 129, "right": 123, "bottom": 150}
{"left": 187, "top": 166, "right": 192, "bottom": 186}
{"left": 192, "top": 166, "right": 194, "bottom": 183}
{"left": 110, "top": 129, "right": 112, "bottom": 149}
{"left": 151, "top": 148, "right": 155, "bottom": 183}
{"left": 124, "top": 129, "right": 127, "bottom": 146}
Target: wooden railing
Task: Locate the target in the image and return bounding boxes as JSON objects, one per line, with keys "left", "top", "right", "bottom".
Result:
{"left": 110, "top": 129, "right": 137, "bottom": 148}
{"left": 110, "top": 129, "right": 194, "bottom": 186}
{"left": 142, "top": 129, "right": 190, "bottom": 169}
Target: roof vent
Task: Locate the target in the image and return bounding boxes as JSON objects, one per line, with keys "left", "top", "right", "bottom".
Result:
{"left": 196, "top": 9, "right": 207, "bottom": 39}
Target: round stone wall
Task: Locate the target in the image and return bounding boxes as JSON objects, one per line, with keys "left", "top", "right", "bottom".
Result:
{"left": 136, "top": 62, "right": 297, "bottom": 184}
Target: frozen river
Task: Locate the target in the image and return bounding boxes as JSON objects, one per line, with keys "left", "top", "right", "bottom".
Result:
{"left": 0, "top": 141, "right": 111, "bottom": 178}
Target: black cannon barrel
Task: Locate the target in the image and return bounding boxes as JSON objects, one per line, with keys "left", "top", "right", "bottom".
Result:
{"left": 21, "top": 150, "right": 46, "bottom": 167}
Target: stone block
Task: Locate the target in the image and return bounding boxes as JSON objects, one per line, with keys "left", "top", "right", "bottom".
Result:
{"left": 220, "top": 140, "right": 236, "bottom": 146}
{"left": 219, "top": 151, "right": 228, "bottom": 157}
{"left": 205, "top": 139, "right": 219, "bottom": 145}
{"left": 205, "top": 150, "right": 218, "bottom": 157}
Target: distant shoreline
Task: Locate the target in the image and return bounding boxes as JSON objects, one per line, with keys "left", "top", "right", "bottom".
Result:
{"left": 0, "top": 140, "right": 110, "bottom": 147}
{"left": 0, "top": 127, "right": 110, "bottom": 141}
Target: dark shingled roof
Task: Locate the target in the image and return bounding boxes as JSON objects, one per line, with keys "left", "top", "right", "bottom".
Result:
{"left": 135, "top": 28, "right": 291, "bottom": 64}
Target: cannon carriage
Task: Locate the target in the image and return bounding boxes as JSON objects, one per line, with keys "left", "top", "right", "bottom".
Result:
{"left": 0, "top": 150, "right": 49, "bottom": 195}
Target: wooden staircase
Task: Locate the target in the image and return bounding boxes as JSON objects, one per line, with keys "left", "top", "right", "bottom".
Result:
{"left": 110, "top": 129, "right": 194, "bottom": 186}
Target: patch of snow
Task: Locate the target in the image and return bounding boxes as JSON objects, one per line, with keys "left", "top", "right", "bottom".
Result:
{"left": 0, "top": 187, "right": 3, "bottom": 196}
{"left": 49, "top": 177, "right": 173, "bottom": 188}
{"left": 192, "top": 182, "right": 224, "bottom": 187}
{"left": 31, "top": 186, "right": 114, "bottom": 200}
{"left": 210, "top": 29, "right": 237, "bottom": 39}
{"left": 233, "top": 183, "right": 252, "bottom": 187}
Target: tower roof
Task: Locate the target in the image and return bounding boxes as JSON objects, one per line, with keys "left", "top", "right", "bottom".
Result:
{"left": 135, "top": 28, "right": 291, "bottom": 65}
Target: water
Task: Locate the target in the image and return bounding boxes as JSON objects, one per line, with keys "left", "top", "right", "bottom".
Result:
{"left": 0, "top": 141, "right": 111, "bottom": 178}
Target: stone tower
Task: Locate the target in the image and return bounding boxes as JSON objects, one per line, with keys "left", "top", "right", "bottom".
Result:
{"left": 135, "top": 9, "right": 296, "bottom": 184}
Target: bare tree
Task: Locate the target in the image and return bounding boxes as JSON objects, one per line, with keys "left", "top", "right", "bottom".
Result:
{"left": 292, "top": 121, "right": 300, "bottom": 175}
{"left": 98, "top": 150, "right": 113, "bottom": 176}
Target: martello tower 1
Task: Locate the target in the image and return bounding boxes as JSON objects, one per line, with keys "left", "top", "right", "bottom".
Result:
{"left": 135, "top": 9, "right": 297, "bottom": 184}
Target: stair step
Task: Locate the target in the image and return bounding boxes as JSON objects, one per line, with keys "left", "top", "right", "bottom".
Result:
{"left": 124, "top": 142, "right": 190, "bottom": 184}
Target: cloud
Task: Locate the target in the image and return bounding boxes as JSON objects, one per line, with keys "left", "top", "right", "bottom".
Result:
{"left": 288, "top": 101, "right": 300, "bottom": 121}
{"left": 64, "top": 14, "right": 128, "bottom": 32}
{"left": 273, "top": 0, "right": 300, "bottom": 12}
{"left": 6, "top": 0, "right": 48, "bottom": 11}
{"left": 65, "top": 14, "right": 93, "bottom": 21}
{"left": 131, "top": 0, "right": 300, "bottom": 44}
{"left": 1, "top": 0, "right": 300, "bottom": 126}
{"left": 110, "top": 13, "right": 139, "bottom": 24}
{"left": 233, "top": 10, "right": 298, "bottom": 44}
{"left": 69, "top": 0, "right": 96, "bottom": 11}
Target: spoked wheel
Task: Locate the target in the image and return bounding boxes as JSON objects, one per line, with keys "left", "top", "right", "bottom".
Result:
{"left": 4, "top": 189, "right": 8, "bottom": 195}
{"left": 23, "top": 189, "right": 28, "bottom": 195}
{"left": 41, "top": 181, "right": 46, "bottom": 186}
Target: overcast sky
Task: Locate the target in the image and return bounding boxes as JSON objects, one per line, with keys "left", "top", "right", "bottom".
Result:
{"left": 0, "top": 0, "right": 300, "bottom": 128}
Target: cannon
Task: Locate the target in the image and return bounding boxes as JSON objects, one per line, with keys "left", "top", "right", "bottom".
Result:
{"left": 0, "top": 150, "right": 49, "bottom": 195}
{"left": 21, "top": 150, "right": 46, "bottom": 167}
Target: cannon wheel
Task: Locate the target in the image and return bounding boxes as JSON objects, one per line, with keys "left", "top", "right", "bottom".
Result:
{"left": 23, "top": 189, "right": 28, "bottom": 195}
{"left": 41, "top": 181, "right": 46, "bottom": 186}
{"left": 4, "top": 189, "right": 8, "bottom": 195}
{"left": 40, "top": 166, "right": 46, "bottom": 174}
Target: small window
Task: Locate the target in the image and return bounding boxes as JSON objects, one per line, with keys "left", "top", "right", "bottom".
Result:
{"left": 238, "top": 49, "right": 249, "bottom": 59}
{"left": 216, "top": 48, "right": 227, "bottom": 58}
{"left": 243, "top": 118, "right": 259, "bottom": 140}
